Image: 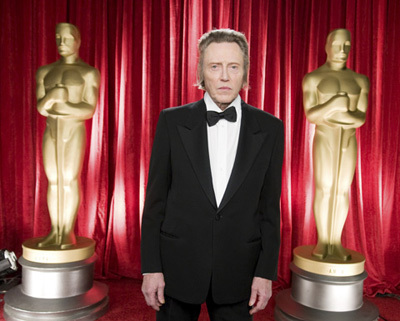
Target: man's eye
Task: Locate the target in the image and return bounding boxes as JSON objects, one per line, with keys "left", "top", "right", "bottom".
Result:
{"left": 230, "top": 65, "right": 240, "bottom": 72}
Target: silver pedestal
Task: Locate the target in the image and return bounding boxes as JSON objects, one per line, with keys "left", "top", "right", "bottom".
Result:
{"left": 3, "top": 255, "right": 108, "bottom": 320}
{"left": 275, "top": 263, "right": 379, "bottom": 321}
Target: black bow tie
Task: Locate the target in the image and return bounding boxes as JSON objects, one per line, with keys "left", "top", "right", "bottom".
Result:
{"left": 206, "top": 107, "right": 237, "bottom": 126}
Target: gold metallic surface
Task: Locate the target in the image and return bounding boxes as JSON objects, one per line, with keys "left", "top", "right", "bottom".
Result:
{"left": 35, "top": 23, "right": 100, "bottom": 249}
{"left": 293, "top": 245, "right": 365, "bottom": 276}
{"left": 302, "top": 29, "right": 370, "bottom": 261}
{"left": 22, "top": 236, "right": 95, "bottom": 263}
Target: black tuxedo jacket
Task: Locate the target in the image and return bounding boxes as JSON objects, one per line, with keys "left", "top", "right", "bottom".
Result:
{"left": 141, "top": 99, "right": 284, "bottom": 305}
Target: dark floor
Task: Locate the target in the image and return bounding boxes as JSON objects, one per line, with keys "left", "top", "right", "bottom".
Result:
{"left": 1, "top": 277, "right": 399, "bottom": 320}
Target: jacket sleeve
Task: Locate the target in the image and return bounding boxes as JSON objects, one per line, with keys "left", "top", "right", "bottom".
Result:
{"left": 254, "top": 120, "right": 284, "bottom": 280}
{"left": 141, "top": 110, "right": 171, "bottom": 273}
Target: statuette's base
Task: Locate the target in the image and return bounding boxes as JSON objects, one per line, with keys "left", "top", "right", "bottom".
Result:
{"left": 3, "top": 251, "right": 108, "bottom": 320}
{"left": 275, "top": 289, "right": 378, "bottom": 321}
{"left": 274, "top": 261, "right": 378, "bottom": 320}
{"left": 22, "top": 236, "right": 95, "bottom": 264}
{"left": 3, "top": 281, "right": 108, "bottom": 321}
{"left": 293, "top": 245, "right": 365, "bottom": 276}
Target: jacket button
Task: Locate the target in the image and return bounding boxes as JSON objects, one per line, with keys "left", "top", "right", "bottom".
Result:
{"left": 215, "top": 214, "right": 221, "bottom": 221}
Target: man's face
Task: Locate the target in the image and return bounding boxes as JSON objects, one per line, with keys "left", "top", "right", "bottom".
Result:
{"left": 202, "top": 42, "right": 245, "bottom": 110}
{"left": 326, "top": 31, "right": 351, "bottom": 64}
{"left": 56, "top": 26, "right": 80, "bottom": 57}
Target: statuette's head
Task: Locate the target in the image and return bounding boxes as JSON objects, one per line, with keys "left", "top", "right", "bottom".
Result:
{"left": 325, "top": 29, "right": 351, "bottom": 64}
{"left": 55, "top": 23, "right": 81, "bottom": 58}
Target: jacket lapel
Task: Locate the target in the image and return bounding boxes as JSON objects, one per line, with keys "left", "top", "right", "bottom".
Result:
{"left": 177, "top": 100, "right": 217, "bottom": 208}
{"left": 218, "top": 102, "right": 268, "bottom": 212}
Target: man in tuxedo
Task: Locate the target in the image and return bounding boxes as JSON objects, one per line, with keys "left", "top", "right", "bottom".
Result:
{"left": 141, "top": 29, "right": 284, "bottom": 320}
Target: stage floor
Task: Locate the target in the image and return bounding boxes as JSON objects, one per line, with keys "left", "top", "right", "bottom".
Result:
{"left": 1, "top": 277, "right": 399, "bottom": 320}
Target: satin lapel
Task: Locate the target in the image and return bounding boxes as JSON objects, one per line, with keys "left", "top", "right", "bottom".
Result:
{"left": 218, "top": 103, "right": 268, "bottom": 212}
{"left": 177, "top": 100, "right": 217, "bottom": 208}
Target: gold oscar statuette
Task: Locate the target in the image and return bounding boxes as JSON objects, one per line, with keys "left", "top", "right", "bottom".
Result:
{"left": 23, "top": 23, "right": 100, "bottom": 263}
{"left": 274, "top": 29, "right": 378, "bottom": 321}
{"left": 299, "top": 28, "right": 370, "bottom": 275}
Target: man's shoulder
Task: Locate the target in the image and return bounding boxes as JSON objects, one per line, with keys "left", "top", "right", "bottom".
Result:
{"left": 243, "top": 102, "right": 282, "bottom": 126}
{"left": 164, "top": 99, "right": 203, "bottom": 111}
{"left": 243, "top": 103, "right": 283, "bottom": 137}
{"left": 160, "top": 99, "right": 204, "bottom": 121}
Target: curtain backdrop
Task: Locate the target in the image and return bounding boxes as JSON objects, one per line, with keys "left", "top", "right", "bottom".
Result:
{"left": 0, "top": 0, "right": 399, "bottom": 296}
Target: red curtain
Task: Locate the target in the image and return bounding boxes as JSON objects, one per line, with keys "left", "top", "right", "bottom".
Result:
{"left": 0, "top": 0, "right": 399, "bottom": 296}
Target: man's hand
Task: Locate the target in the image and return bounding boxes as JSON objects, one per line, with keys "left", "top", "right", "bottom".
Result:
{"left": 141, "top": 272, "right": 165, "bottom": 311}
{"left": 248, "top": 277, "right": 272, "bottom": 315}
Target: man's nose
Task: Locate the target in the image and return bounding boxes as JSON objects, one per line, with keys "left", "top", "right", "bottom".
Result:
{"left": 220, "top": 67, "right": 229, "bottom": 81}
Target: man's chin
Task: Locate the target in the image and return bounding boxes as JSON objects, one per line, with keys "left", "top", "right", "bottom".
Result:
{"left": 216, "top": 95, "right": 236, "bottom": 104}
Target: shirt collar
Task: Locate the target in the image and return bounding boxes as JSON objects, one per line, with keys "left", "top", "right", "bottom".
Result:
{"left": 204, "top": 92, "right": 242, "bottom": 114}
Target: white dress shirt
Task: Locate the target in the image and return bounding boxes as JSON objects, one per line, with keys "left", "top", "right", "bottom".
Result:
{"left": 204, "top": 92, "right": 242, "bottom": 207}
